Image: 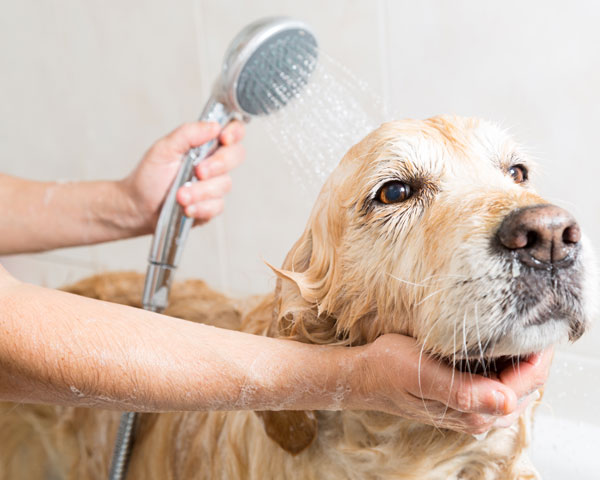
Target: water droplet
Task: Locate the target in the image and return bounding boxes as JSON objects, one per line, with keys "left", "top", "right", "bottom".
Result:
{"left": 261, "top": 51, "right": 385, "bottom": 196}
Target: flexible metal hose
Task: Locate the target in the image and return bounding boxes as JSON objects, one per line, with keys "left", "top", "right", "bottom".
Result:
{"left": 108, "top": 411, "right": 137, "bottom": 480}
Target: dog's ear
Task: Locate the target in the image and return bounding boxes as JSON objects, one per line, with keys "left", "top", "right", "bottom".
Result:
{"left": 254, "top": 201, "right": 343, "bottom": 455}
{"left": 253, "top": 227, "right": 324, "bottom": 455}
{"left": 255, "top": 410, "right": 318, "bottom": 455}
{"left": 266, "top": 211, "right": 343, "bottom": 344}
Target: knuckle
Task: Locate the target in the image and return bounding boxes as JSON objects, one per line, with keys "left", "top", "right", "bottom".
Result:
{"left": 181, "top": 121, "right": 195, "bottom": 133}
{"left": 175, "top": 122, "right": 194, "bottom": 140}
{"left": 454, "top": 386, "right": 474, "bottom": 412}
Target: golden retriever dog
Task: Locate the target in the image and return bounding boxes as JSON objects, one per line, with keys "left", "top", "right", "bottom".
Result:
{"left": 0, "top": 115, "right": 596, "bottom": 479}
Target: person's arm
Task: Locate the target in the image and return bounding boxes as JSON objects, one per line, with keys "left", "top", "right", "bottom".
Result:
{"left": 0, "top": 121, "right": 245, "bottom": 255}
{"left": 0, "top": 268, "right": 549, "bottom": 433}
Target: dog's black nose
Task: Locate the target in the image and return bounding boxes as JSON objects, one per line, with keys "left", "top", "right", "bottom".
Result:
{"left": 497, "top": 205, "right": 580, "bottom": 268}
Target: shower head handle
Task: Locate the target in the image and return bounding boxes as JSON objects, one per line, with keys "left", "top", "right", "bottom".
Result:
{"left": 142, "top": 17, "right": 318, "bottom": 312}
{"left": 142, "top": 99, "right": 232, "bottom": 312}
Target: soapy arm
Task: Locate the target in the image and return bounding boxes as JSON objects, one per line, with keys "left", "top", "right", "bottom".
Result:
{"left": 0, "top": 268, "right": 549, "bottom": 434}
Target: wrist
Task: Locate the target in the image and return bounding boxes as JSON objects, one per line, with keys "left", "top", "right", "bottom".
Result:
{"left": 111, "top": 178, "right": 155, "bottom": 237}
{"left": 337, "top": 344, "right": 372, "bottom": 410}
{"left": 309, "top": 343, "right": 370, "bottom": 411}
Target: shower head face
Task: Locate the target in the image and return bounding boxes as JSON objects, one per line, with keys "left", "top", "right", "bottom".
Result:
{"left": 220, "top": 17, "right": 318, "bottom": 117}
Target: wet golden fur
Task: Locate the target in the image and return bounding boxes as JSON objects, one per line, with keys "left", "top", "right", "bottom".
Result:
{"left": 0, "top": 116, "right": 594, "bottom": 479}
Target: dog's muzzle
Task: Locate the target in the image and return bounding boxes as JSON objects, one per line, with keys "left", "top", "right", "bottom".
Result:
{"left": 496, "top": 204, "right": 581, "bottom": 269}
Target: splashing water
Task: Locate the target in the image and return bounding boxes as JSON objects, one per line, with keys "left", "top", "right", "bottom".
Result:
{"left": 260, "top": 50, "right": 385, "bottom": 196}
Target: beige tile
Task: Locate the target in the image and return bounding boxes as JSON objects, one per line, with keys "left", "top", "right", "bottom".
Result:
{"left": 0, "top": 254, "right": 96, "bottom": 288}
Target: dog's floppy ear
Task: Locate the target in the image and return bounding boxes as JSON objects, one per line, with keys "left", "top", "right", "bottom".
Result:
{"left": 253, "top": 225, "right": 327, "bottom": 455}
{"left": 255, "top": 410, "right": 318, "bottom": 455}
{"left": 268, "top": 202, "right": 343, "bottom": 344}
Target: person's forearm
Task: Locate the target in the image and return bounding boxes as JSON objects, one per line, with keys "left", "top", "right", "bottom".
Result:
{"left": 0, "top": 174, "right": 146, "bottom": 254}
{"left": 0, "top": 275, "right": 355, "bottom": 412}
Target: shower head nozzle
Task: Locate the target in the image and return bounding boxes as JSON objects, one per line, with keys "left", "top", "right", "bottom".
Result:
{"left": 218, "top": 17, "right": 318, "bottom": 117}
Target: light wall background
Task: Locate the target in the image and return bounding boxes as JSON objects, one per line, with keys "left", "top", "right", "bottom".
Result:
{"left": 1, "top": 1, "right": 599, "bottom": 472}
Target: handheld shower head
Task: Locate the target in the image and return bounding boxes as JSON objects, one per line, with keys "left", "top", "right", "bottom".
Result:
{"left": 218, "top": 17, "right": 318, "bottom": 116}
{"left": 142, "top": 17, "right": 318, "bottom": 313}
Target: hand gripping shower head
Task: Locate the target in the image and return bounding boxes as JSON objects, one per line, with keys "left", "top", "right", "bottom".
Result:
{"left": 108, "top": 17, "right": 318, "bottom": 480}
{"left": 142, "top": 17, "right": 318, "bottom": 314}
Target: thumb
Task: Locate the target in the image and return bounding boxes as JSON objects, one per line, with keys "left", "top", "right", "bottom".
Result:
{"left": 404, "top": 349, "right": 518, "bottom": 415}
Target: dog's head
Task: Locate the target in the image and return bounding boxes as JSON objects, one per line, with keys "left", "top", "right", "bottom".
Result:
{"left": 260, "top": 115, "right": 597, "bottom": 452}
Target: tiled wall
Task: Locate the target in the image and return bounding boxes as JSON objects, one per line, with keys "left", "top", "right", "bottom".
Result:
{"left": 1, "top": 0, "right": 598, "bottom": 433}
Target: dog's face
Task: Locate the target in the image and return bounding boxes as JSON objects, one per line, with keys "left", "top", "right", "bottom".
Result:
{"left": 274, "top": 115, "right": 596, "bottom": 371}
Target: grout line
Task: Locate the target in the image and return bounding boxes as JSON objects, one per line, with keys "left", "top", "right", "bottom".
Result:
{"left": 192, "top": 0, "right": 230, "bottom": 292}
{"left": 377, "top": 0, "right": 392, "bottom": 119}
{"left": 192, "top": 0, "right": 210, "bottom": 100}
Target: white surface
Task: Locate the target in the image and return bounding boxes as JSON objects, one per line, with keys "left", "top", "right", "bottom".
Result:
{"left": 531, "top": 415, "right": 600, "bottom": 480}
{"left": 530, "top": 352, "right": 600, "bottom": 479}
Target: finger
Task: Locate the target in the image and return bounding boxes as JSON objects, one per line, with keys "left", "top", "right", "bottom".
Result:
{"left": 405, "top": 350, "right": 518, "bottom": 416}
{"left": 196, "top": 144, "right": 245, "bottom": 180}
{"left": 498, "top": 347, "right": 553, "bottom": 399}
{"left": 176, "top": 175, "right": 232, "bottom": 207}
{"left": 183, "top": 198, "right": 225, "bottom": 222}
{"left": 163, "top": 122, "right": 221, "bottom": 155}
{"left": 415, "top": 402, "right": 496, "bottom": 435}
{"left": 493, "top": 389, "right": 540, "bottom": 429}
{"left": 461, "top": 413, "right": 498, "bottom": 435}
{"left": 219, "top": 121, "right": 245, "bottom": 145}
{"left": 395, "top": 392, "right": 490, "bottom": 434}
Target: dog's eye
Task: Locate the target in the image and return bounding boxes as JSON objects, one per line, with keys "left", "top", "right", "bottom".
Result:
{"left": 509, "top": 164, "right": 528, "bottom": 184}
{"left": 377, "top": 181, "right": 412, "bottom": 204}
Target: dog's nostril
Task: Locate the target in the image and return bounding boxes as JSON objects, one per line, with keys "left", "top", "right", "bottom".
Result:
{"left": 563, "top": 224, "right": 581, "bottom": 245}
{"left": 525, "top": 231, "right": 538, "bottom": 249}
{"left": 497, "top": 204, "right": 579, "bottom": 268}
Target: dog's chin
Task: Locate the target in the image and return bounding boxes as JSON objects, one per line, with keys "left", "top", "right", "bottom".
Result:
{"left": 444, "top": 319, "right": 573, "bottom": 377}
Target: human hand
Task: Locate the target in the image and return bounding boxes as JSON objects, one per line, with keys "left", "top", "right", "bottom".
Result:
{"left": 349, "top": 334, "right": 552, "bottom": 435}
{"left": 120, "top": 121, "right": 245, "bottom": 233}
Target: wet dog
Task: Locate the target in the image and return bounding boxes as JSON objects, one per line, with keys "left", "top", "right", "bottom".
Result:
{"left": 0, "top": 116, "right": 595, "bottom": 479}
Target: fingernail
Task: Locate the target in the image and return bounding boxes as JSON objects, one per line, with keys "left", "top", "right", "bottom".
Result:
{"left": 186, "top": 205, "right": 196, "bottom": 216}
{"left": 526, "top": 352, "right": 543, "bottom": 366}
{"left": 179, "top": 189, "right": 191, "bottom": 204}
{"left": 493, "top": 415, "right": 517, "bottom": 429}
{"left": 518, "top": 389, "right": 541, "bottom": 406}
{"left": 473, "top": 431, "right": 489, "bottom": 441}
{"left": 493, "top": 391, "right": 506, "bottom": 415}
{"left": 198, "top": 165, "right": 209, "bottom": 179}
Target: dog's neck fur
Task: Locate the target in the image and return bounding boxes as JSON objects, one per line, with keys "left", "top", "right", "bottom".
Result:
{"left": 242, "top": 292, "right": 534, "bottom": 480}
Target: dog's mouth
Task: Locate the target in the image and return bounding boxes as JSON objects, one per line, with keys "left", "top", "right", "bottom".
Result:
{"left": 449, "top": 352, "right": 542, "bottom": 378}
